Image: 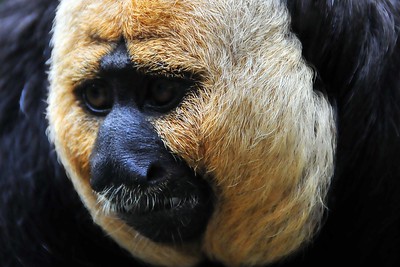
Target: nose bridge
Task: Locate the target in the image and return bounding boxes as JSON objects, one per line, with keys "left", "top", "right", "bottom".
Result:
{"left": 102, "top": 105, "right": 157, "bottom": 145}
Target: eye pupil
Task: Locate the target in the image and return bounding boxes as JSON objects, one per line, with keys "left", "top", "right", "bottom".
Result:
{"left": 150, "top": 80, "right": 176, "bottom": 106}
{"left": 144, "top": 77, "right": 194, "bottom": 113}
{"left": 82, "top": 81, "right": 113, "bottom": 115}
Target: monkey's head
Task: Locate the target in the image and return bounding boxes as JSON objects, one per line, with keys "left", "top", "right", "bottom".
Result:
{"left": 47, "top": 0, "right": 335, "bottom": 266}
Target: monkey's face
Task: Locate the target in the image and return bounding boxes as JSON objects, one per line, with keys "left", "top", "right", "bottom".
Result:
{"left": 47, "top": 1, "right": 335, "bottom": 266}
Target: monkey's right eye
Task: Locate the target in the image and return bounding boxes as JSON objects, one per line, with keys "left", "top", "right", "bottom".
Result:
{"left": 80, "top": 81, "right": 114, "bottom": 116}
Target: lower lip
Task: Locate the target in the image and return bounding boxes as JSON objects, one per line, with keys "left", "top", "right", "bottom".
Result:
{"left": 118, "top": 195, "right": 212, "bottom": 243}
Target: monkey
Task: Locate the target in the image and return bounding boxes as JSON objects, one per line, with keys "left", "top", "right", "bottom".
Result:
{"left": 1, "top": 0, "right": 399, "bottom": 267}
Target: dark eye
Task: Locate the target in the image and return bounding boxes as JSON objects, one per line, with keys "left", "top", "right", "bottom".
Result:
{"left": 145, "top": 78, "right": 191, "bottom": 112}
{"left": 81, "top": 80, "right": 114, "bottom": 115}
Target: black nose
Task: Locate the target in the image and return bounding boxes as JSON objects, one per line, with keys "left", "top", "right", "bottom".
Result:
{"left": 89, "top": 105, "right": 181, "bottom": 192}
{"left": 90, "top": 154, "right": 173, "bottom": 192}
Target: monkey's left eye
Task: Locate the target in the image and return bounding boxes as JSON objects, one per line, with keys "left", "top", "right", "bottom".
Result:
{"left": 144, "top": 78, "right": 193, "bottom": 113}
{"left": 80, "top": 80, "right": 114, "bottom": 115}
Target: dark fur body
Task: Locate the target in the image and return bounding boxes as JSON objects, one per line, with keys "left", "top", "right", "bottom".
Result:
{"left": 0, "top": 0, "right": 399, "bottom": 266}
{"left": 285, "top": 1, "right": 400, "bottom": 266}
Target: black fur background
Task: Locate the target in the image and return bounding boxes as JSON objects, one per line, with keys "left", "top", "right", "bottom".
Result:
{"left": 1, "top": 0, "right": 399, "bottom": 266}
{"left": 286, "top": 1, "right": 400, "bottom": 266}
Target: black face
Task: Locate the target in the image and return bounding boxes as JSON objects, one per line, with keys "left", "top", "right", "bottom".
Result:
{"left": 76, "top": 42, "right": 213, "bottom": 243}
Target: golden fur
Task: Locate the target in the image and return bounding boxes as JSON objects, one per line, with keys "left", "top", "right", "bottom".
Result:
{"left": 47, "top": 0, "right": 335, "bottom": 266}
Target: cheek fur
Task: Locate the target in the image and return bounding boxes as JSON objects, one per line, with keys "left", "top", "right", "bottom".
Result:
{"left": 153, "top": 92, "right": 209, "bottom": 169}
{"left": 154, "top": 1, "right": 336, "bottom": 266}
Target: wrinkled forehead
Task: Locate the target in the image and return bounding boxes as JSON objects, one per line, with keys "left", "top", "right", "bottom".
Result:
{"left": 54, "top": 0, "right": 290, "bottom": 64}
{"left": 60, "top": 0, "right": 191, "bottom": 42}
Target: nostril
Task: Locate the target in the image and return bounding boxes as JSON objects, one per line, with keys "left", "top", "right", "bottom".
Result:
{"left": 146, "top": 163, "right": 169, "bottom": 184}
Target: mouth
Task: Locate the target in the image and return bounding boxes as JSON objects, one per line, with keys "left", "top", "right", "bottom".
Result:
{"left": 95, "top": 174, "right": 213, "bottom": 243}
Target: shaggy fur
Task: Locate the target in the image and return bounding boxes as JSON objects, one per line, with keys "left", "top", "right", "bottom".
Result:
{"left": 48, "top": 0, "right": 334, "bottom": 266}
{"left": 1, "top": 0, "right": 399, "bottom": 267}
